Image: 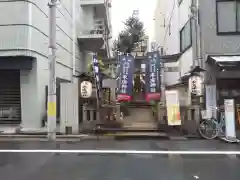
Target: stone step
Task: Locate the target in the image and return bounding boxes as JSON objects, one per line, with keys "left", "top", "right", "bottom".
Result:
{"left": 123, "top": 122, "right": 157, "bottom": 128}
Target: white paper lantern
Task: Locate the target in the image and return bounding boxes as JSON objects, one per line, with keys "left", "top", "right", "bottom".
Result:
{"left": 80, "top": 81, "right": 92, "bottom": 98}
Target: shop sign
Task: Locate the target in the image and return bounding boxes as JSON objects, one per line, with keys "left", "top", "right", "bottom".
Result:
{"left": 224, "top": 99, "right": 236, "bottom": 139}
{"left": 165, "top": 90, "right": 181, "bottom": 126}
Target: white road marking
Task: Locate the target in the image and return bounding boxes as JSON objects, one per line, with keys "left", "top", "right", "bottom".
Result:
{"left": 0, "top": 150, "right": 239, "bottom": 154}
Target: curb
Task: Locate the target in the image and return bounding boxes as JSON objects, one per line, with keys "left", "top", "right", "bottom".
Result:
{"left": 110, "top": 132, "right": 170, "bottom": 140}
{"left": 0, "top": 133, "right": 203, "bottom": 141}
{"left": 0, "top": 134, "right": 115, "bottom": 142}
{"left": 218, "top": 137, "right": 240, "bottom": 144}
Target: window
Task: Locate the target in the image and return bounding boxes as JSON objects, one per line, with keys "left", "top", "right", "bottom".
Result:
{"left": 160, "top": 47, "right": 164, "bottom": 55}
{"left": 180, "top": 20, "right": 192, "bottom": 52}
{"left": 168, "top": 24, "right": 171, "bottom": 36}
{"left": 165, "top": 67, "right": 179, "bottom": 72}
{"left": 216, "top": 0, "right": 240, "bottom": 34}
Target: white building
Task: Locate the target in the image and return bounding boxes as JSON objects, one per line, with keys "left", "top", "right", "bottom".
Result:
{"left": 0, "top": 0, "right": 112, "bottom": 130}
{"left": 153, "top": 0, "right": 197, "bottom": 133}
{"left": 154, "top": 0, "right": 240, "bottom": 134}
{"left": 154, "top": 0, "right": 193, "bottom": 87}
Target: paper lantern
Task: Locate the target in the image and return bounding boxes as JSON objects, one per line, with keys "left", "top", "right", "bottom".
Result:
{"left": 80, "top": 81, "right": 92, "bottom": 98}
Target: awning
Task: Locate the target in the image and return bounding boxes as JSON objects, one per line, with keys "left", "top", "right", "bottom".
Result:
{"left": 0, "top": 56, "right": 34, "bottom": 70}
{"left": 165, "top": 81, "right": 188, "bottom": 90}
{"left": 207, "top": 55, "right": 240, "bottom": 68}
{"left": 178, "top": 66, "right": 205, "bottom": 82}
{"left": 211, "top": 56, "right": 240, "bottom": 62}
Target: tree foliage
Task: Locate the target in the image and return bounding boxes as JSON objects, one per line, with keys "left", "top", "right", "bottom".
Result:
{"left": 113, "top": 12, "right": 145, "bottom": 54}
{"left": 87, "top": 59, "right": 105, "bottom": 73}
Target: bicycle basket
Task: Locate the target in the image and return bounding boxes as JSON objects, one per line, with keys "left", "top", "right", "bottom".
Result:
{"left": 201, "top": 110, "right": 212, "bottom": 119}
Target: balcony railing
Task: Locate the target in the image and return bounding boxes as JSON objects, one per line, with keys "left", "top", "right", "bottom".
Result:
{"left": 80, "top": 0, "right": 105, "bottom": 5}
{"left": 79, "top": 19, "right": 106, "bottom": 37}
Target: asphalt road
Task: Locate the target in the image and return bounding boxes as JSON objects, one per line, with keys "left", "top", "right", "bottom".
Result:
{"left": 0, "top": 140, "right": 240, "bottom": 180}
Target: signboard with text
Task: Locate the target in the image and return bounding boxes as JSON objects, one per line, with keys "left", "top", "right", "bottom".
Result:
{"left": 165, "top": 90, "right": 181, "bottom": 126}
{"left": 224, "top": 99, "right": 236, "bottom": 139}
{"left": 117, "top": 54, "right": 135, "bottom": 102}
{"left": 189, "top": 76, "right": 203, "bottom": 96}
{"left": 145, "top": 51, "right": 161, "bottom": 101}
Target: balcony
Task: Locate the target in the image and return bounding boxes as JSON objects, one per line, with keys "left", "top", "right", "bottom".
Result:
{"left": 80, "top": 0, "right": 105, "bottom": 5}
{"left": 80, "top": 0, "right": 111, "bottom": 34}
{"left": 78, "top": 19, "right": 106, "bottom": 51}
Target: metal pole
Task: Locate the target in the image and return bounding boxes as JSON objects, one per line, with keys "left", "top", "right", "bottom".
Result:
{"left": 47, "top": 0, "right": 58, "bottom": 141}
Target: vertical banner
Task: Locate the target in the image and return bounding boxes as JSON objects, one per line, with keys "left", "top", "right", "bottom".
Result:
{"left": 92, "top": 54, "right": 101, "bottom": 99}
{"left": 117, "top": 54, "right": 134, "bottom": 102}
{"left": 165, "top": 90, "right": 181, "bottom": 126}
{"left": 224, "top": 99, "right": 236, "bottom": 139}
{"left": 116, "top": 52, "right": 121, "bottom": 97}
{"left": 145, "top": 51, "right": 161, "bottom": 101}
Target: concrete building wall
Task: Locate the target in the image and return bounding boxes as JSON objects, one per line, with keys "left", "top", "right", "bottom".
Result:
{"left": 164, "top": 61, "right": 180, "bottom": 86}
{"left": 163, "top": 0, "right": 180, "bottom": 55}
{"left": 0, "top": 1, "right": 29, "bottom": 51}
{"left": 179, "top": 48, "right": 193, "bottom": 76}
{"left": 156, "top": 0, "right": 240, "bottom": 84}
{"left": 178, "top": 0, "right": 191, "bottom": 29}
{"left": 154, "top": 0, "right": 193, "bottom": 86}
{"left": 0, "top": 0, "right": 82, "bottom": 128}
{"left": 199, "top": 0, "right": 240, "bottom": 56}
{"left": 153, "top": 0, "right": 166, "bottom": 47}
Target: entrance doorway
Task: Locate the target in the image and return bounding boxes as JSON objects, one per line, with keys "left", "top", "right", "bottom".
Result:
{"left": 133, "top": 71, "right": 145, "bottom": 101}
{"left": 0, "top": 70, "right": 21, "bottom": 124}
{"left": 217, "top": 78, "right": 240, "bottom": 129}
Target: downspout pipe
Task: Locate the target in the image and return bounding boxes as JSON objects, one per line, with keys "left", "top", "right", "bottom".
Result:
{"left": 192, "top": 0, "right": 202, "bottom": 68}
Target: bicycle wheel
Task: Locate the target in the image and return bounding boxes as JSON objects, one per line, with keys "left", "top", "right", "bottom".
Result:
{"left": 199, "top": 119, "right": 218, "bottom": 139}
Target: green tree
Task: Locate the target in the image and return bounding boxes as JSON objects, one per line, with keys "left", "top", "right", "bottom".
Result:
{"left": 113, "top": 12, "right": 145, "bottom": 53}
{"left": 87, "top": 59, "right": 105, "bottom": 73}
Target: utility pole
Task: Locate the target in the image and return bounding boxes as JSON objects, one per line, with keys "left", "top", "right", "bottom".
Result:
{"left": 47, "top": 0, "right": 59, "bottom": 141}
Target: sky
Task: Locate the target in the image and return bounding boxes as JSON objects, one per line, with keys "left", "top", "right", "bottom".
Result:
{"left": 111, "top": 0, "right": 157, "bottom": 43}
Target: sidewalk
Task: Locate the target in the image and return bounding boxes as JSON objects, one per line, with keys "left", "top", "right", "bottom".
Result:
{"left": 0, "top": 126, "right": 201, "bottom": 142}
{"left": 0, "top": 125, "right": 238, "bottom": 143}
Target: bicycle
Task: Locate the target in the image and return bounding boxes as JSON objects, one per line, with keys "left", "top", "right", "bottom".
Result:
{"left": 199, "top": 107, "right": 225, "bottom": 140}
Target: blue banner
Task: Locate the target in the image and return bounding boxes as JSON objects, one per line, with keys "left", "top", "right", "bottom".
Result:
{"left": 92, "top": 55, "right": 101, "bottom": 99}
{"left": 145, "top": 51, "right": 161, "bottom": 101}
{"left": 117, "top": 54, "right": 135, "bottom": 101}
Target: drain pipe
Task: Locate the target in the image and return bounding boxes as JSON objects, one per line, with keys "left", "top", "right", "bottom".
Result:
{"left": 72, "top": 0, "right": 76, "bottom": 82}
{"left": 192, "top": 0, "right": 202, "bottom": 68}
{"left": 196, "top": 0, "right": 202, "bottom": 68}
